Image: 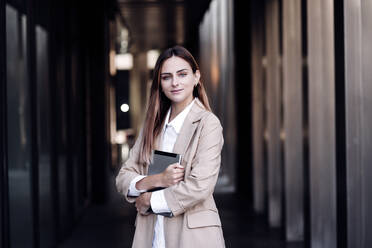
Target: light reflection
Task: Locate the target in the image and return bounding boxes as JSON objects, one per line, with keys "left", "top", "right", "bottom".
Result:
{"left": 147, "top": 50, "right": 160, "bottom": 69}
{"left": 120, "top": 103, "right": 129, "bottom": 113}
{"left": 115, "top": 53, "right": 133, "bottom": 70}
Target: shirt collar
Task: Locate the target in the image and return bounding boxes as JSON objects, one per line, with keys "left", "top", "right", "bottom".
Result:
{"left": 163, "top": 98, "right": 196, "bottom": 134}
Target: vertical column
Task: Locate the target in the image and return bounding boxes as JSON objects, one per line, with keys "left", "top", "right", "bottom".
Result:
{"left": 344, "top": 0, "right": 372, "bottom": 247}
{"left": 0, "top": 0, "right": 9, "bottom": 246}
{"left": 199, "top": 0, "right": 236, "bottom": 192}
{"left": 216, "top": 0, "right": 236, "bottom": 192}
{"left": 48, "top": 0, "right": 61, "bottom": 242}
{"left": 89, "top": 0, "right": 109, "bottom": 204}
{"left": 251, "top": 0, "right": 265, "bottom": 213}
{"left": 63, "top": 2, "right": 74, "bottom": 223}
{"left": 36, "top": 24, "right": 55, "bottom": 247}
{"left": 26, "top": 0, "right": 41, "bottom": 245}
{"left": 265, "top": 0, "right": 282, "bottom": 227}
{"left": 307, "top": 0, "right": 337, "bottom": 247}
{"left": 6, "top": 4, "right": 35, "bottom": 247}
{"left": 282, "top": 0, "right": 304, "bottom": 241}
{"left": 224, "top": 0, "right": 236, "bottom": 192}
{"left": 360, "top": 1, "right": 372, "bottom": 245}
{"left": 210, "top": 0, "right": 219, "bottom": 108}
{"left": 217, "top": 0, "right": 228, "bottom": 189}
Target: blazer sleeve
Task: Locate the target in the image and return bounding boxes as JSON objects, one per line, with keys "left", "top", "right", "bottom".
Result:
{"left": 115, "top": 128, "right": 145, "bottom": 203}
{"left": 163, "top": 113, "right": 224, "bottom": 216}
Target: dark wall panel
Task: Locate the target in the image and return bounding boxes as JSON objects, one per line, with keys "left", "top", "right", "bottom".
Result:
{"left": 116, "top": 71, "right": 131, "bottom": 130}
{"left": 2, "top": 0, "right": 115, "bottom": 247}
{"left": 6, "top": 5, "right": 35, "bottom": 247}
{"left": 250, "top": 0, "right": 265, "bottom": 214}
{"left": 36, "top": 25, "right": 55, "bottom": 248}
{"left": 1, "top": 0, "right": 8, "bottom": 246}
{"left": 234, "top": 0, "right": 253, "bottom": 198}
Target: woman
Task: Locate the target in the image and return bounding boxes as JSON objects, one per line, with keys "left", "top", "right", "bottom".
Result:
{"left": 116, "top": 45, "right": 225, "bottom": 248}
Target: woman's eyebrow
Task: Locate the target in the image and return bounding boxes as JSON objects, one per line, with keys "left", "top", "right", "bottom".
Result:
{"left": 161, "top": 68, "right": 189, "bottom": 75}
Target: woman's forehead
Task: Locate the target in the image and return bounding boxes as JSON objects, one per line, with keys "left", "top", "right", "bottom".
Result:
{"left": 161, "top": 56, "right": 191, "bottom": 73}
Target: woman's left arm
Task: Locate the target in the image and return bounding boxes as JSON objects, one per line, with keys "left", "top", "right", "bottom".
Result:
{"left": 163, "top": 113, "right": 224, "bottom": 217}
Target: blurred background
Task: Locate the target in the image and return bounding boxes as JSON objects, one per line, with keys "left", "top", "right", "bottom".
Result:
{"left": 1, "top": 0, "right": 372, "bottom": 247}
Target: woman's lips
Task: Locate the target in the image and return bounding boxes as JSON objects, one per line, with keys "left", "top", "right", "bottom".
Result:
{"left": 171, "top": 89, "right": 183, "bottom": 94}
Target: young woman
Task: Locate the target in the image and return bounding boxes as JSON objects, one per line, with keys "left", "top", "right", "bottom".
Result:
{"left": 116, "top": 45, "right": 225, "bottom": 248}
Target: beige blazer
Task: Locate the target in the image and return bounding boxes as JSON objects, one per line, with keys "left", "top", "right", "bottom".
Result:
{"left": 116, "top": 99, "right": 225, "bottom": 248}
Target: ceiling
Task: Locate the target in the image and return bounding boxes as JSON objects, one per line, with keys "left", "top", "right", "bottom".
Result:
{"left": 117, "top": 0, "right": 211, "bottom": 54}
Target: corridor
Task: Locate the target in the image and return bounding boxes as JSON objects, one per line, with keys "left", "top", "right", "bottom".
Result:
{"left": 1, "top": 0, "right": 372, "bottom": 248}
{"left": 58, "top": 173, "right": 303, "bottom": 248}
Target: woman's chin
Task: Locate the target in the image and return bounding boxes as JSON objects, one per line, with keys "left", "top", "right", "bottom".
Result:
{"left": 167, "top": 94, "right": 186, "bottom": 103}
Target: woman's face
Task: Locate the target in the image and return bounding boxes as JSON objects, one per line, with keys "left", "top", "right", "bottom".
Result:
{"left": 160, "top": 56, "right": 200, "bottom": 107}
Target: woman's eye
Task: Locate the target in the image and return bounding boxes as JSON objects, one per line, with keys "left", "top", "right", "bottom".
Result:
{"left": 162, "top": 76, "right": 171, "bottom": 81}
{"left": 179, "top": 73, "right": 187, "bottom": 77}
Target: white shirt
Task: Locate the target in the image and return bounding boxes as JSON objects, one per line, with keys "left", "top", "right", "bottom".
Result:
{"left": 128, "top": 98, "right": 196, "bottom": 248}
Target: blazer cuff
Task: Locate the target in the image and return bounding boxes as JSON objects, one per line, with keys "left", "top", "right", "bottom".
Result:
{"left": 163, "top": 187, "right": 185, "bottom": 216}
{"left": 117, "top": 171, "right": 142, "bottom": 203}
{"left": 128, "top": 175, "right": 147, "bottom": 197}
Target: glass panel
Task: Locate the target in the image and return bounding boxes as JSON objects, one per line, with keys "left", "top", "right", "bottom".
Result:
{"left": 36, "top": 25, "right": 55, "bottom": 247}
{"left": 71, "top": 53, "right": 83, "bottom": 218}
{"left": 58, "top": 153, "right": 69, "bottom": 234}
{"left": 6, "top": 4, "right": 34, "bottom": 247}
{"left": 55, "top": 57, "right": 70, "bottom": 235}
{"left": 0, "top": 0, "right": 4, "bottom": 234}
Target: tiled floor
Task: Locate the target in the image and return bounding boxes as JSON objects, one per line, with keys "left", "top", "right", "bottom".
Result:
{"left": 59, "top": 186, "right": 304, "bottom": 248}
{"left": 58, "top": 191, "right": 136, "bottom": 248}
{"left": 214, "top": 194, "right": 303, "bottom": 248}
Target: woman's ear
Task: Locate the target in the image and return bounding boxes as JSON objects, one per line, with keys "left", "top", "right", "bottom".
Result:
{"left": 195, "top": 70, "right": 201, "bottom": 85}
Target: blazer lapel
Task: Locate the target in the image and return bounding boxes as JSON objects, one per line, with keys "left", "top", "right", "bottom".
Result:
{"left": 172, "top": 99, "right": 206, "bottom": 156}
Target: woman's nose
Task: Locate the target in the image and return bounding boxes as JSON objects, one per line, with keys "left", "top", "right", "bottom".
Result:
{"left": 171, "top": 78, "right": 179, "bottom": 87}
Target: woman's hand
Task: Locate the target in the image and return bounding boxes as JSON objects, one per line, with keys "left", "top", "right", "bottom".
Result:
{"left": 135, "top": 192, "right": 152, "bottom": 215}
{"left": 135, "top": 163, "right": 185, "bottom": 191}
{"left": 160, "top": 163, "right": 185, "bottom": 187}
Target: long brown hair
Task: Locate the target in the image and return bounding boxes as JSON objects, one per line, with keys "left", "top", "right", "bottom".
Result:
{"left": 139, "top": 45, "right": 211, "bottom": 164}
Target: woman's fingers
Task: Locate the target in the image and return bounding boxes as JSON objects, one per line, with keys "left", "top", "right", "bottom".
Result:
{"left": 168, "top": 163, "right": 183, "bottom": 170}
{"left": 173, "top": 167, "right": 184, "bottom": 174}
{"left": 173, "top": 172, "right": 184, "bottom": 178}
{"left": 173, "top": 173, "right": 184, "bottom": 182}
{"left": 161, "top": 163, "right": 185, "bottom": 186}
